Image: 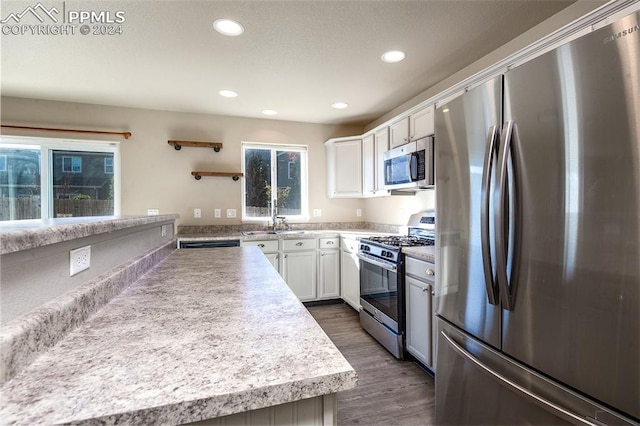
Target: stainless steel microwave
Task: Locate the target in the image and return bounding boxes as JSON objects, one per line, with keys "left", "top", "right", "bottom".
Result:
{"left": 383, "top": 136, "right": 434, "bottom": 191}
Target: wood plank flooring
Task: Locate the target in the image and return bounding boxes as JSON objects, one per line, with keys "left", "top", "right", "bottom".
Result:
{"left": 307, "top": 303, "right": 436, "bottom": 426}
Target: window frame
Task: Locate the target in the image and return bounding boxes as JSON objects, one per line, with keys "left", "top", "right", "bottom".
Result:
{"left": 241, "top": 141, "right": 309, "bottom": 222}
{"left": 0, "top": 135, "right": 121, "bottom": 220}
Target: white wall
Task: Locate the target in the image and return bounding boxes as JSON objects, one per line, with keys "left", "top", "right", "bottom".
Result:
{"left": 0, "top": 97, "right": 365, "bottom": 226}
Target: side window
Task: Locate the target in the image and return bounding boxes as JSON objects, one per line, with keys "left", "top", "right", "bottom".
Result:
{"left": 0, "top": 138, "right": 119, "bottom": 221}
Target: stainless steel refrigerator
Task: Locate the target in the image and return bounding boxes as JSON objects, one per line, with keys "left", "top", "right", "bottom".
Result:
{"left": 434, "top": 10, "right": 639, "bottom": 425}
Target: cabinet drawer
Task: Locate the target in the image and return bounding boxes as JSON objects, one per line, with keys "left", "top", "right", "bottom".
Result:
{"left": 319, "top": 237, "right": 339, "bottom": 249}
{"left": 405, "top": 256, "right": 436, "bottom": 283}
{"left": 242, "top": 239, "right": 279, "bottom": 252}
{"left": 282, "top": 238, "right": 316, "bottom": 251}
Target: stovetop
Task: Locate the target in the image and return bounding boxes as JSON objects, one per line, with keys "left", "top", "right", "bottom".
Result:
{"left": 363, "top": 235, "right": 434, "bottom": 249}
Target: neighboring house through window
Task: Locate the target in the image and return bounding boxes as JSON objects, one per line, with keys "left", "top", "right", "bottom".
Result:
{"left": 62, "top": 156, "right": 82, "bottom": 173}
{"left": 242, "top": 142, "right": 308, "bottom": 221}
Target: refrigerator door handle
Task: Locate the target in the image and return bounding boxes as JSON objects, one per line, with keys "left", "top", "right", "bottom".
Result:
{"left": 496, "top": 120, "right": 518, "bottom": 310}
{"left": 481, "top": 125, "right": 500, "bottom": 305}
{"left": 440, "top": 331, "right": 604, "bottom": 426}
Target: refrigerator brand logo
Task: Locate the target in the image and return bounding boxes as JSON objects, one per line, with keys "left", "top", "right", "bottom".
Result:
{"left": 603, "top": 23, "right": 640, "bottom": 44}
{"left": 1, "top": 1, "right": 126, "bottom": 36}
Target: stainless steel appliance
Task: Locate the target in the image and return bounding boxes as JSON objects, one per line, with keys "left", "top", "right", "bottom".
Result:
{"left": 383, "top": 136, "right": 434, "bottom": 191}
{"left": 179, "top": 240, "right": 240, "bottom": 249}
{"left": 358, "top": 211, "right": 435, "bottom": 359}
{"left": 434, "top": 11, "right": 639, "bottom": 425}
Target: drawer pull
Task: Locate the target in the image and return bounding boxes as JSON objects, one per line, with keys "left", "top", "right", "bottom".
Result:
{"left": 296, "top": 242, "right": 304, "bottom": 246}
{"left": 258, "top": 244, "right": 265, "bottom": 248}
{"left": 327, "top": 241, "right": 334, "bottom": 245}
{"left": 426, "top": 269, "right": 435, "bottom": 276}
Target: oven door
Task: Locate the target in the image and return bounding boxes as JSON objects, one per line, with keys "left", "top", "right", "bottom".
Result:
{"left": 358, "top": 253, "right": 401, "bottom": 332}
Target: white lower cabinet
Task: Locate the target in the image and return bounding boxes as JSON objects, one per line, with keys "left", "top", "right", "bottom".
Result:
{"left": 241, "top": 240, "right": 280, "bottom": 274}
{"left": 282, "top": 250, "right": 317, "bottom": 301}
{"left": 405, "top": 256, "right": 436, "bottom": 371}
{"left": 405, "top": 275, "right": 432, "bottom": 367}
{"left": 340, "top": 237, "right": 360, "bottom": 311}
{"left": 318, "top": 249, "right": 340, "bottom": 299}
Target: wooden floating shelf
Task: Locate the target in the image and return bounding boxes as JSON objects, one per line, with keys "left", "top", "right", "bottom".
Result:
{"left": 191, "top": 171, "right": 244, "bottom": 181}
{"left": 168, "top": 140, "right": 223, "bottom": 152}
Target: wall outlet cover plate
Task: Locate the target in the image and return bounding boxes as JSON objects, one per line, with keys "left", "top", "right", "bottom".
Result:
{"left": 70, "top": 245, "right": 91, "bottom": 276}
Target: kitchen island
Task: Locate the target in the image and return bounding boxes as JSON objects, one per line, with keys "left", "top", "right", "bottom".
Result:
{"left": 0, "top": 246, "right": 357, "bottom": 425}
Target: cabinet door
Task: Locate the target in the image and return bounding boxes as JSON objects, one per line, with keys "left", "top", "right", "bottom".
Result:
{"left": 282, "top": 251, "right": 317, "bottom": 301}
{"left": 362, "top": 134, "right": 375, "bottom": 196}
{"left": 263, "top": 252, "right": 280, "bottom": 274}
{"left": 390, "top": 117, "right": 409, "bottom": 148}
{"left": 406, "top": 275, "right": 432, "bottom": 368}
{"left": 374, "top": 127, "right": 389, "bottom": 194}
{"left": 318, "top": 249, "right": 340, "bottom": 299}
{"left": 340, "top": 249, "right": 360, "bottom": 310}
{"left": 328, "top": 139, "right": 362, "bottom": 197}
{"left": 409, "top": 105, "right": 435, "bottom": 140}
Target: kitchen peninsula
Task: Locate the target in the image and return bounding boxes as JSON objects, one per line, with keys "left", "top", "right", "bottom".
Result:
{"left": 0, "top": 218, "right": 357, "bottom": 425}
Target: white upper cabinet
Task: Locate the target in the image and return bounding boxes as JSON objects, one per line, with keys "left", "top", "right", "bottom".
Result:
{"left": 362, "top": 133, "right": 375, "bottom": 196}
{"left": 409, "top": 104, "right": 435, "bottom": 141}
{"left": 390, "top": 117, "right": 410, "bottom": 148}
{"left": 375, "top": 127, "right": 389, "bottom": 194}
{"left": 326, "top": 138, "right": 362, "bottom": 198}
{"left": 389, "top": 104, "right": 435, "bottom": 148}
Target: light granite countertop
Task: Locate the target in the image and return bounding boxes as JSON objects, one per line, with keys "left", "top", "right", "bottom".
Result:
{"left": 176, "top": 228, "right": 400, "bottom": 244}
{"left": 0, "top": 246, "right": 357, "bottom": 425}
{"left": 0, "top": 215, "right": 179, "bottom": 255}
{"left": 403, "top": 245, "right": 436, "bottom": 263}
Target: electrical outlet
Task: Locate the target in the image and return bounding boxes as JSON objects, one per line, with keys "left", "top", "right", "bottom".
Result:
{"left": 161, "top": 225, "right": 167, "bottom": 237}
{"left": 70, "top": 245, "right": 91, "bottom": 276}
{"left": 313, "top": 209, "right": 322, "bottom": 217}
{"left": 226, "top": 209, "right": 236, "bottom": 218}
{"left": 356, "top": 208, "right": 362, "bottom": 217}
{"left": 147, "top": 209, "right": 159, "bottom": 216}
{"left": 214, "top": 209, "right": 221, "bottom": 218}
{"left": 194, "top": 208, "right": 201, "bottom": 218}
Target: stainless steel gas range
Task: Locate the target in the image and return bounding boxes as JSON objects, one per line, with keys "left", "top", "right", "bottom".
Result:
{"left": 357, "top": 211, "right": 435, "bottom": 358}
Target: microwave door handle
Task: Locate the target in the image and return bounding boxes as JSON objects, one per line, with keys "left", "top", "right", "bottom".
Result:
{"left": 409, "top": 152, "right": 418, "bottom": 181}
{"left": 481, "top": 125, "right": 500, "bottom": 305}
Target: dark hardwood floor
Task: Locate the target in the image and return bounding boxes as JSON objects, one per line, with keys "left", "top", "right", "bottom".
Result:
{"left": 307, "top": 303, "right": 436, "bottom": 426}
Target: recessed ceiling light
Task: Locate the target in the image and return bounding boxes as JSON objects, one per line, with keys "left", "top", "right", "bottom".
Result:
{"left": 262, "top": 109, "right": 278, "bottom": 116}
{"left": 381, "top": 50, "right": 406, "bottom": 63}
{"left": 213, "top": 19, "right": 244, "bottom": 36}
{"left": 331, "top": 102, "right": 349, "bottom": 109}
{"left": 219, "top": 89, "right": 238, "bottom": 98}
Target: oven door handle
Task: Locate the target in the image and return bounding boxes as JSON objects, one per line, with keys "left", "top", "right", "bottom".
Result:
{"left": 357, "top": 253, "right": 398, "bottom": 272}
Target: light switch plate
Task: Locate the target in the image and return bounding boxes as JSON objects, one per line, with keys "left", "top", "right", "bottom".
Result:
{"left": 226, "top": 209, "right": 236, "bottom": 218}
{"left": 194, "top": 208, "right": 201, "bottom": 218}
{"left": 147, "top": 209, "right": 159, "bottom": 216}
{"left": 214, "top": 209, "right": 221, "bottom": 218}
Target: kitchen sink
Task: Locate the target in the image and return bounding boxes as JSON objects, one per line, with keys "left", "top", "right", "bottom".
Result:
{"left": 242, "top": 230, "right": 308, "bottom": 236}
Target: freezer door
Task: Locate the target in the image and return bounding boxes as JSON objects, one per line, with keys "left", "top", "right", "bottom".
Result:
{"left": 434, "top": 76, "right": 502, "bottom": 348}
{"left": 502, "top": 11, "right": 639, "bottom": 420}
{"left": 436, "top": 318, "right": 637, "bottom": 425}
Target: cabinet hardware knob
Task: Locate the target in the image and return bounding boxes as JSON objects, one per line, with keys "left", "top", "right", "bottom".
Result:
{"left": 285, "top": 254, "right": 288, "bottom": 258}
{"left": 422, "top": 287, "right": 429, "bottom": 292}
{"left": 426, "top": 269, "right": 435, "bottom": 276}
{"left": 258, "top": 244, "right": 265, "bottom": 248}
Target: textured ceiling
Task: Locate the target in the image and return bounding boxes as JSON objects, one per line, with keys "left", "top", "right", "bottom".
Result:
{"left": 1, "top": 0, "right": 576, "bottom": 126}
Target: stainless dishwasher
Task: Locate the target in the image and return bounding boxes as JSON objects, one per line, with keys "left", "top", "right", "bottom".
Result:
{"left": 178, "top": 240, "right": 240, "bottom": 249}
